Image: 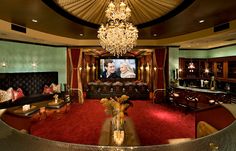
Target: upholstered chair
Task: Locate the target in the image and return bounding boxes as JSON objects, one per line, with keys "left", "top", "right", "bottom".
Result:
{"left": 87, "top": 82, "right": 99, "bottom": 98}
{"left": 112, "top": 81, "right": 124, "bottom": 97}
{"left": 99, "top": 82, "right": 112, "bottom": 98}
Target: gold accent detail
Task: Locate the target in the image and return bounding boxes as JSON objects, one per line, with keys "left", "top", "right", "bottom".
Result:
{"left": 209, "top": 142, "right": 219, "bottom": 151}
{"left": 54, "top": 0, "right": 183, "bottom": 25}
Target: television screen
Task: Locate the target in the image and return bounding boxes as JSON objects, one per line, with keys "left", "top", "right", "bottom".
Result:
{"left": 99, "top": 58, "right": 137, "bottom": 79}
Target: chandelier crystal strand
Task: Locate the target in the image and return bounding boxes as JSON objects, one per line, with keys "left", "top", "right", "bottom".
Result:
{"left": 97, "top": 1, "right": 138, "bottom": 56}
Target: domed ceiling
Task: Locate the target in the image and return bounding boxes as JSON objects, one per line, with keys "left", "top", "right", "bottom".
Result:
{"left": 1, "top": 0, "right": 236, "bottom": 49}
{"left": 53, "top": 0, "right": 184, "bottom": 27}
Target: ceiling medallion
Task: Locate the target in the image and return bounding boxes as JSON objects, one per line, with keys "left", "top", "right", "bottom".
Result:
{"left": 97, "top": 1, "right": 138, "bottom": 56}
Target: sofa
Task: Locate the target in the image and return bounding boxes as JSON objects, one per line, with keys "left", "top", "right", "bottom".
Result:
{"left": 0, "top": 72, "right": 59, "bottom": 109}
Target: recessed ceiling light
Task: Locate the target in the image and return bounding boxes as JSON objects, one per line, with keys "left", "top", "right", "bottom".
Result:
{"left": 79, "top": 33, "right": 84, "bottom": 36}
{"left": 153, "top": 33, "right": 157, "bottom": 37}
{"left": 199, "top": 20, "right": 205, "bottom": 23}
{"left": 32, "top": 19, "right": 38, "bottom": 23}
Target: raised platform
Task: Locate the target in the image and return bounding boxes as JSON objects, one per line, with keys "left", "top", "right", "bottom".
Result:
{"left": 0, "top": 105, "right": 236, "bottom": 150}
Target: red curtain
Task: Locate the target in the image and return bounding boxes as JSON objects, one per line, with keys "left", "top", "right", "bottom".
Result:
{"left": 153, "top": 47, "right": 168, "bottom": 102}
{"left": 67, "top": 48, "right": 84, "bottom": 103}
{"left": 155, "top": 48, "right": 167, "bottom": 89}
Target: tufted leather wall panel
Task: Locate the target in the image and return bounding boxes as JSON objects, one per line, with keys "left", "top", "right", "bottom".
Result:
{"left": 0, "top": 72, "right": 58, "bottom": 95}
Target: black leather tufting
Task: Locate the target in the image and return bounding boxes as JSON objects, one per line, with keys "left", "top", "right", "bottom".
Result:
{"left": 0, "top": 72, "right": 58, "bottom": 95}
{"left": 0, "top": 72, "right": 58, "bottom": 109}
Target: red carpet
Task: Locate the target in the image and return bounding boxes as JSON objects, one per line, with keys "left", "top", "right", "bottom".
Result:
{"left": 127, "top": 101, "right": 195, "bottom": 145}
{"left": 30, "top": 100, "right": 195, "bottom": 145}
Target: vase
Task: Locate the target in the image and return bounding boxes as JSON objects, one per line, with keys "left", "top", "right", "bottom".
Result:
{"left": 112, "top": 115, "right": 124, "bottom": 130}
{"left": 112, "top": 115, "right": 125, "bottom": 146}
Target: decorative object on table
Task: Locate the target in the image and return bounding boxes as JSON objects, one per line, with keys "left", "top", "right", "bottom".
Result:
{"left": 203, "top": 80, "right": 209, "bottom": 88}
{"left": 209, "top": 76, "right": 216, "bottom": 91}
{"left": 100, "top": 95, "right": 133, "bottom": 145}
{"left": 200, "top": 80, "right": 204, "bottom": 88}
{"left": 53, "top": 94, "right": 58, "bottom": 103}
{"left": 22, "top": 104, "right": 31, "bottom": 111}
{"left": 48, "top": 94, "right": 64, "bottom": 106}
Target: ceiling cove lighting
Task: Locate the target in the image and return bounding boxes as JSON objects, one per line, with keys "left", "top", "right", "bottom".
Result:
{"left": 199, "top": 20, "right": 205, "bottom": 23}
{"left": 153, "top": 33, "right": 158, "bottom": 37}
{"left": 97, "top": 1, "right": 138, "bottom": 56}
{"left": 32, "top": 19, "right": 38, "bottom": 23}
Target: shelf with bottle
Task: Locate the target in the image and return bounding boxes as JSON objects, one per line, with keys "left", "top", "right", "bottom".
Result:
{"left": 179, "top": 58, "right": 211, "bottom": 79}
{"left": 228, "top": 61, "right": 236, "bottom": 79}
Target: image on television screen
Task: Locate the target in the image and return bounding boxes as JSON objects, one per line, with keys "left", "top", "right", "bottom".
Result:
{"left": 99, "top": 58, "right": 137, "bottom": 79}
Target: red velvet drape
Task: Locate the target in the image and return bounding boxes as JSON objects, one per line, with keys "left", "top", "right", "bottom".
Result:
{"left": 153, "top": 48, "right": 168, "bottom": 102}
{"left": 67, "top": 48, "right": 84, "bottom": 103}
{"left": 155, "top": 48, "right": 167, "bottom": 90}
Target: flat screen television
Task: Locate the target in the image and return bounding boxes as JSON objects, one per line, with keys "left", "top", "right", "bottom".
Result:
{"left": 99, "top": 58, "right": 137, "bottom": 79}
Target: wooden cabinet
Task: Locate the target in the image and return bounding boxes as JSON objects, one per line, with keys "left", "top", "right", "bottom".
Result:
{"left": 216, "top": 62, "right": 224, "bottom": 77}
{"left": 228, "top": 61, "right": 236, "bottom": 79}
{"left": 179, "top": 58, "right": 210, "bottom": 80}
{"left": 179, "top": 56, "right": 236, "bottom": 83}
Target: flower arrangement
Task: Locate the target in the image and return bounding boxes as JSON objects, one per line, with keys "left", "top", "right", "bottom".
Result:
{"left": 100, "top": 95, "right": 133, "bottom": 129}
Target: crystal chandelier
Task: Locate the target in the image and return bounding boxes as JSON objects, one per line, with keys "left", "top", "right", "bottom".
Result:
{"left": 188, "top": 62, "right": 195, "bottom": 72}
{"left": 97, "top": 1, "right": 138, "bottom": 56}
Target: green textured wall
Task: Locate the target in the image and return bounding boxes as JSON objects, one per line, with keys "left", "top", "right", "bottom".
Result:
{"left": 179, "top": 45, "right": 236, "bottom": 58}
{"left": 208, "top": 45, "right": 236, "bottom": 58}
{"left": 0, "top": 41, "right": 66, "bottom": 83}
{"left": 179, "top": 50, "right": 208, "bottom": 58}
{"left": 169, "top": 47, "right": 179, "bottom": 81}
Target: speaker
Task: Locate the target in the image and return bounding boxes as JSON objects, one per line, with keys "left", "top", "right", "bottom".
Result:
{"left": 214, "top": 22, "right": 230, "bottom": 32}
{"left": 11, "top": 24, "right": 26, "bottom": 33}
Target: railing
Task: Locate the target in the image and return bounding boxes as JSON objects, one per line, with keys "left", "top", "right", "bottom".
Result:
{"left": 1, "top": 118, "right": 235, "bottom": 151}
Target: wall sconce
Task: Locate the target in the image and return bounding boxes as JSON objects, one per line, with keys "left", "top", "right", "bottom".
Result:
{"left": 140, "top": 66, "right": 143, "bottom": 70}
{"left": 205, "top": 68, "right": 209, "bottom": 73}
{"left": 153, "top": 67, "right": 157, "bottom": 71}
{"left": 1, "top": 62, "right": 7, "bottom": 67}
{"left": 145, "top": 64, "right": 149, "bottom": 71}
{"left": 86, "top": 63, "right": 90, "bottom": 70}
{"left": 79, "top": 67, "right": 82, "bottom": 71}
{"left": 31, "top": 57, "right": 38, "bottom": 69}
{"left": 32, "top": 62, "right": 37, "bottom": 68}
{"left": 92, "top": 64, "right": 96, "bottom": 70}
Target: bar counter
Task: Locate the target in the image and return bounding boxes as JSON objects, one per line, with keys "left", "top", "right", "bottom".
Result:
{"left": 176, "top": 86, "right": 226, "bottom": 94}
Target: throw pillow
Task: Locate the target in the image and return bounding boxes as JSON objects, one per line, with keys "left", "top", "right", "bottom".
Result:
{"left": 12, "top": 88, "right": 25, "bottom": 101}
{"left": 43, "top": 85, "right": 54, "bottom": 94}
{"left": 0, "top": 87, "right": 13, "bottom": 103}
{"left": 50, "top": 83, "right": 61, "bottom": 93}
